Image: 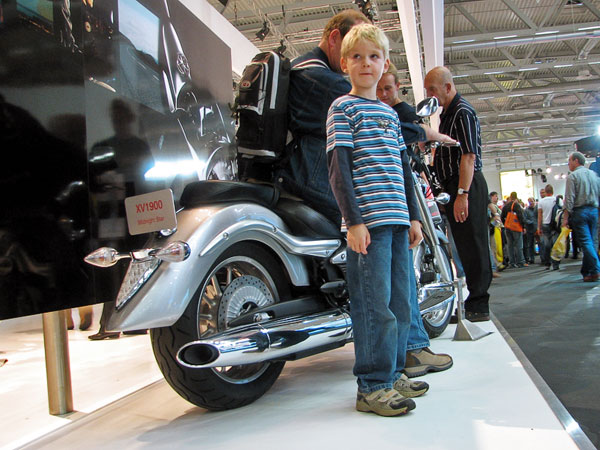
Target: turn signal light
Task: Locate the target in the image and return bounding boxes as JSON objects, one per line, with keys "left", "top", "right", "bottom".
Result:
{"left": 84, "top": 247, "right": 128, "bottom": 267}
{"left": 153, "top": 241, "right": 191, "bottom": 263}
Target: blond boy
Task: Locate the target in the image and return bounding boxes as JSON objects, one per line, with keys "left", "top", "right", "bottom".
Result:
{"left": 326, "top": 24, "right": 429, "bottom": 416}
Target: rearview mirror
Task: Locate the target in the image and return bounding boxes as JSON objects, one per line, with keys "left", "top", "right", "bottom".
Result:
{"left": 416, "top": 97, "right": 439, "bottom": 117}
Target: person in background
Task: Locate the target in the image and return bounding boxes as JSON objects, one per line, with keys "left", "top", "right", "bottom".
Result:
{"left": 562, "top": 152, "right": 600, "bottom": 282}
{"left": 501, "top": 192, "right": 527, "bottom": 268}
{"left": 488, "top": 191, "right": 504, "bottom": 276}
{"left": 424, "top": 66, "right": 492, "bottom": 322}
{"left": 523, "top": 197, "right": 538, "bottom": 264}
{"left": 537, "top": 184, "right": 559, "bottom": 271}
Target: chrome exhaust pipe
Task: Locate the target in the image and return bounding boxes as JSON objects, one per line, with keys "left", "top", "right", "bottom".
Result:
{"left": 419, "top": 282, "right": 455, "bottom": 314}
{"left": 177, "top": 309, "right": 352, "bottom": 369}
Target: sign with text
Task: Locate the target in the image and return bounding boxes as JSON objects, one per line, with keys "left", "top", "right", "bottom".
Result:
{"left": 124, "top": 189, "right": 177, "bottom": 235}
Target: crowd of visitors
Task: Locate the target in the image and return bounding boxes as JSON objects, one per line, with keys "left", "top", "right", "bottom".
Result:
{"left": 486, "top": 153, "right": 600, "bottom": 281}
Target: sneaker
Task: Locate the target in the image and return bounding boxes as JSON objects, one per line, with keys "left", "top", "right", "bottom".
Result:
{"left": 404, "top": 348, "right": 453, "bottom": 378}
{"left": 393, "top": 373, "right": 429, "bottom": 397}
{"left": 356, "top": 388, "right": 416, "bottom": 416}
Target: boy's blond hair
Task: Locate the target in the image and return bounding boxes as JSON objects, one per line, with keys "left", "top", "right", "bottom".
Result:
{"left": 340, "top": 23, "right": 389, "bottom": 60}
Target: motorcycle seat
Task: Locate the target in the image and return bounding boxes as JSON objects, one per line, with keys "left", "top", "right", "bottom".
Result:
{"left": 274, "top": 198, "right": 342, "bottom": 239}
{"left": 180, "top": 180, "right": 279, "bottom": 209}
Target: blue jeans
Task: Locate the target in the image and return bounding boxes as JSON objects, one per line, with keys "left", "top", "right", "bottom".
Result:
{"left": 346, "top": 225, "right": 411, "bottom": 393}
{"left": 571, "top": 206, "right": 600, "bottom": 277}
{"left": 489, "top": 245, "right": 497, "bottom": 271}
{"left": 407, "top": 248, "right": 430, "bottom": 351}
{"left": 505, "top": 229, "right": 525, "bottom": 266}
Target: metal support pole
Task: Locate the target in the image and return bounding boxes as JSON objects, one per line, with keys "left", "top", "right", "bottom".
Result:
{"left": 42, "top": 310, "right": 73, "bottom": 415}
{"left": 453, "top": 277, "right": 492, "bottom": 341}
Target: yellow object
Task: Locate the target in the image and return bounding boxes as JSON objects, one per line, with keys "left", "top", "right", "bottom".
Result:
{"left": 551, "top": 227, "right": 571, "bottom": 261}
{"left": 494, "top": 227, "right": 503, "bottom": 264}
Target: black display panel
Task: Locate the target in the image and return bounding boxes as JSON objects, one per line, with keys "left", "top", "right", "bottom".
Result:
{"left": 0, "top": 0, "right": 236, "bottom": 319}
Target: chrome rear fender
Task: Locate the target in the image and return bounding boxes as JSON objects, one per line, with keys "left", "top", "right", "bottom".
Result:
{"left": 106, "top": 203, "right": 321, "bottom": 332}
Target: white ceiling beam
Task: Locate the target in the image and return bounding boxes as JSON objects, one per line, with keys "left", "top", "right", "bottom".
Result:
{"left": 501, "top": 0, "right": 537, "bottom": 30}
{"left": 452, "top": 4, "right": 487, "bottom": 33}
{"left": 396, "top": 0, "right": 425, "bottom": 104}
{"left": 451, "top": 56, "right": 600, "bottom": 77}
{"left": 462, "top": 78, "right": 599, "bottom": 101}
{"left": 418, "top": 0, "right": 444, "bottom": 129}
{"left": 581, "top": 0, "right": 600, "bottom": 20}
{"left": 446, "top": 22, "right": 600, "bottom": 47}
{"left": 420, "top": 0, "right": 445, "bottom": 72}
{"left": 447, "top": 29, "right": 600, "bottom": 53}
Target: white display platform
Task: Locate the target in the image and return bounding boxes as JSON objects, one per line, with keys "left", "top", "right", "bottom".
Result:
{"left": 13, "top": 319, "right": 584, "bottom": 450}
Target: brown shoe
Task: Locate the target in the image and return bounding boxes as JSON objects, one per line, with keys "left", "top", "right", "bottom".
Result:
{"left": 404, "top": 347, "right": 453, "bottom": 378}
{"left": 583, "top": 274, "right": 599, "bottom": 282}
{"left": 492, "top": 272, "right": 501, "bottom": 278}
{"left": 88, "top": 331, "right": 120, "bottom": 340}
{"left": 465, "top": 311, "right": 490, "bottom": 322}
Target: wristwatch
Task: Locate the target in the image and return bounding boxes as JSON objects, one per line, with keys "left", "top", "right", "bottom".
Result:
{"left": 457, "top": 188, "right": 469, "bottom": 195}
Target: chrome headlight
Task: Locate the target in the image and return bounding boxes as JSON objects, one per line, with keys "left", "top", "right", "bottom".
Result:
{"left": 115, "top": 258, "right": 161, "bottom": 310}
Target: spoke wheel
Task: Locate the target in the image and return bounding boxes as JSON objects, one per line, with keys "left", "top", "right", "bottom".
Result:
{"left": 151, "top": 242, "right": 289, "bottom": 410}
{"left": 414, "top": 240, "right": 455, "bottom": 338}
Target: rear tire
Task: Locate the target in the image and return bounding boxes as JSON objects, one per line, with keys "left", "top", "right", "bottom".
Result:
{"left": 151, "top": 242, "right": 288, "bottom": 410}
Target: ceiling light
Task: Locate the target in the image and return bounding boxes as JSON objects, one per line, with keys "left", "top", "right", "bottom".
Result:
{"left": 484, "top": 71, "right": 504, "bottom": 75}
{"left": 453, "top": 74, "right": 469, "bottom": 78}
{"left": 554, "top": 174, "right": 560, "bottom": 179}
{"left": 494, "top": 35, "right": 517, "bottom": 40}
{"left": 519, "top": 67, "right": 539, "bottom": 72}
{"left": 255, "top": 21, "right": 270, "bottom": 41}
{"left": 554, "top": 64, "right": 573, "bottom": 68}
{"left": 546, "top": 167, "right": 552, "bottom": 173}
{"left": 535, "top": 30, "right": 559, "bottom": 35}
{"left": 453, "top": 39, "right": 475, "bottom": 44}
{"left": 578, "top": 25, "right": 600, "bottom": 31}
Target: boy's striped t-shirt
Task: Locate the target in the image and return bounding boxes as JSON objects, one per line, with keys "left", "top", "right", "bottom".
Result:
{"left": 326, "top": 94, "right": 410, "bottom": 230}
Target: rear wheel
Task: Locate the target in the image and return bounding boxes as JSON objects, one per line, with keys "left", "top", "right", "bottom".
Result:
{"left": 151, "top": 242, "right": 289, "bottom": 410}
{"left": 414, "top": 240, "right": 454, "bottom": 338}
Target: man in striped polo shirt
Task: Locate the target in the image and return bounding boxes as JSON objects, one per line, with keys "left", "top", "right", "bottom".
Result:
{"left": 424, "top": 66, "right": 492, "bottom": 322}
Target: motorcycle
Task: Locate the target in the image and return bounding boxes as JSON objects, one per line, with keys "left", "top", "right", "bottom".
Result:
{"left": 84, "top": 97, "right": 456, "bottom": 411}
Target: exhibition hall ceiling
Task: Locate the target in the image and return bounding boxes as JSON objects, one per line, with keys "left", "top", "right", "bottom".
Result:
{"left": 206, "top": 0, "right": 600, "bottom": 170}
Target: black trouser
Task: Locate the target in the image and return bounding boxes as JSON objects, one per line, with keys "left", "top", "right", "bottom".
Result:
{"left": 443, "top": 171, "right": 492, "bottom": 313}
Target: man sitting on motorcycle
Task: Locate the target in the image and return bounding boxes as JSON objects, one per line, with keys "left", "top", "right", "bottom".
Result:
{"left": 275, "top": 10, "right": 455, "bottom": 380}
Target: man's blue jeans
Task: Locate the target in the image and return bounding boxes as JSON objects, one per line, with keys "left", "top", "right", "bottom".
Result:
{"left": 570, "top": 206, "right": 600, "bottom": 277}
{"left": 407, "top": 248, "right": 430, "bottom": 351}
{"left": 346, "top": 225, "right": 411, "bottom": 393}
